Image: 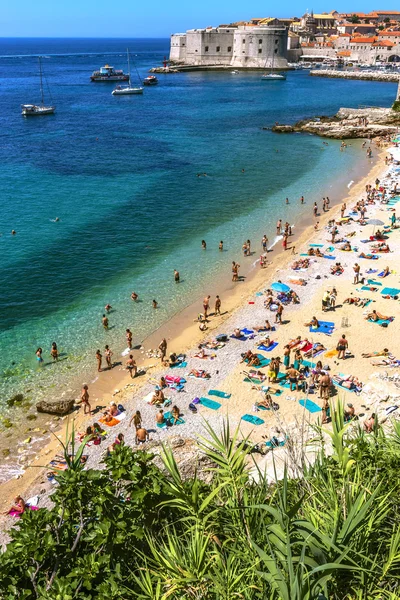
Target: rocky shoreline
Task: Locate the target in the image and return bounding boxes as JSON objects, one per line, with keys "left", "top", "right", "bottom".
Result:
{"left": 270, "top": 107, "right": 400, "bottom": 139}
{"left": 310, "top": 69, "right": 400, "bottom": 83}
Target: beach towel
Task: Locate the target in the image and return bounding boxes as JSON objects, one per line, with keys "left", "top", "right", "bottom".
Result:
{"left": 143, "top": 392, "right": 155, "bottom": 404}
{"left": 156, "top": 422, "right": 167, "bottom": 429}
{"left": 241, "top": 328, "right": 254, "bottom": 335}
{"left": 366, "top": 269, "right": 378, "bottom": 274}
{"left": 170, "top": 361, "right": 187, "bottom": 369}
{"left": 332, "top": 380, "right": 355, "bottom": 393}
{"left": 243, "top": 377, "right": 264, "bottom": 385}
{"left": 381, "top": 287, "right": 400, "bottom": 296}
{"left": 99, "top": 416, "right": 119, "bottom": 427}
{"left": 230, "top": 335, "right": 247, "bottom": 341}
{"left": 323, "top": 255, "right": 336, "bottom": 260}
{"left": 309, "top": 320, "right": 335, "bottom": 335}
{"left": 266, "top": 437, "right": 287, "bottom": 448}
{"left": 49, "top": 459, "right": 68, "bottom": 471}
{"left": 258, "top": 342, "right": 278, "bottom": 352}
{"left": 359, "top": 255, "right": 379, "bottom": 260}
{"left": 378, "top": 271, "right": 389, "bottom": 277}
{"left": 368, "top": 318, "right": 393, "bottom": 326}
{"left": 164, "top": 411, "right": 185, "bottom": 426}
{"left": 325, "top": 246, "right": 334, "bottom": 253}
{"left": 114, "top": 412, "right": 126, "bottom": 422}
{"left": 244, "top": 353, "right": 270, "bottom": 368}
{"left": 360, "top": 286, "right": 378, "bottom": 292}
{"left": 241, "top": 414, "right": 264, "bottom": 425}
{"left": 309, "top": 243, "right": 324, "bottom": 247}
{"left": 367, "top": 279, "right": 382, "bottom": 286}
{"left": 299, "top": 399, "right": 322, "bottom": 413}
{"left": 199, "top": 397, "right": 221, "bottom": 410}
{"left": 208, "top": 390, "right": 231, "bottom": 399}
{"left": 300, "top": 342, "right": 313, "bottom": 352}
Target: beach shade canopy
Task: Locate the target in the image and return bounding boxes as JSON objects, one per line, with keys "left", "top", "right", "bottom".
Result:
{"left": 271, "top": 282, "right": 290, "bottom": 293}
{"left": 367, "top": 219, "right": 385, "bottom": 226}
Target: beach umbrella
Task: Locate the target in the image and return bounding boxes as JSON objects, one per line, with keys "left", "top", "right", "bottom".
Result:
{"left": 271, "top": 282, "right": 290, "bottom": 293}
{"left": 367, "top": 219, "right": 384, "bottom": 226}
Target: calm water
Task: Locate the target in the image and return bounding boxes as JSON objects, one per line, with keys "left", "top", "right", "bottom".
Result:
{"left": 0, "top": 38, "right": 397, "bottom": 410}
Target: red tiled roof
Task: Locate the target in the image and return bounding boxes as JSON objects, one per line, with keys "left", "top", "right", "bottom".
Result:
{"left": 379, "top": 31, "right": 400, "bottom": 35}
{"left": 374, "top": 11, "right": 400, "bottom": 15}
{"left": 372, "top": 39, "right": 395, "bottom": 46}
{"left": 350, "top": 37, "right": 376, "bottom": 43}
{"left": 339, "top": 33, "right": 351, "bottom": 37}
{"left": 337, "top": 50, "right": 351, "bottom": 56}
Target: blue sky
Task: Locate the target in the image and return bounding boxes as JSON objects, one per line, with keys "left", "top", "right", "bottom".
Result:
{"left": 1, "top": 1, "right": 400, "bottom": 37}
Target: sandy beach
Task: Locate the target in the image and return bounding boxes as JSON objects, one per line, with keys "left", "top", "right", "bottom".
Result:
{"left": 2, "top": 136, "right": 400, "bottom": 542}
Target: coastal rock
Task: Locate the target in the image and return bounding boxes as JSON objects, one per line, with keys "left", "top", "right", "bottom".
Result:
{"left": 271, "top": 107, "right": 400, "bottom": 139}
{"left": 36, "top": 398, "right": 75, "bottom": 416}
{"left": 310, "top": 70, "right": 400, "bottom": 84}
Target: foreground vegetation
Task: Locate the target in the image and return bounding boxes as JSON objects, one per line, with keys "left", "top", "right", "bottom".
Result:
{"left": 1, "top": 404, "right": 400, "bottom": 599}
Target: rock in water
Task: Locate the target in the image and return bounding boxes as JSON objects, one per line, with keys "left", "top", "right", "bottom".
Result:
{"left": 36, "top": 398, "right": 75, "bottom": 415}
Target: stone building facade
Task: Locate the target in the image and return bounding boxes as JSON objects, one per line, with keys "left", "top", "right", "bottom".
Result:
{"left": 170, "top": 26, "right": 288, "bottom": 69}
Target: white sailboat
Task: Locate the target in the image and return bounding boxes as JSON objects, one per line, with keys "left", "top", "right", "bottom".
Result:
{"left": 261, "top": 49, "right": 286, "bottom": 81}
{"left": 112, "top": 49, "right": 143, "bottom": 95}
{"left": 21, "top": 56, "right": 55, "bottom": 116}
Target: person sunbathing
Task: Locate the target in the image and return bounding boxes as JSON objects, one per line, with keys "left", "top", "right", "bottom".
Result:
{"left": 366, "top": 310, "right": 391, "bottom": 322}
{"left": 106, "top": 402, "right": 119, "bottom": 417}
{"left": 194, "top": 346, "right": 208, "bottom": 359}
{"left": 264, "top": 295, "right": 274, "bottom": 309}
{"left": 304, "top": 343, "right": 326, "bottom": 358}
{"left": 256, "top": 393, "right": 275, "bottom": 410}
{"left": 288, "top": 336, "right": 301, "bottom": 349}
{"left": 171, "top": 405, "right": 181, "bottom": 425}
{"left": 158, "top": 376, "right": 167, "bottom": 388}
{"left": 188, "top": 369, "right": 210, "bottom": 378}
{"left": 344, "top": 403, "right": 356, "bottom": 422}
{"left": 259, "top": 336, "right": 273, "bottom": 348}
{"left": 379, "top": 266, "right": 390, "bottom": 277}
{"left": 340, "top": 242, "right": 352, "bottom": 251}
{"left": 241, "top": 350, "right": 260, "bottom": 366}
{"left": 254, "top": 319, "right": 272, "bottom": 332}
{"left": 330, "top": 263, "right": 344, "bottom": 275}
{"left": 364, "top": 413, "right": 377, "bottom": 433}
{"left": 5, "top": 495, "right": 25, "bottom": 516}
{"left": 359, "top": 252, "right": 375, "bottom": 259}
{"left": 375, "top": 230, "right": 385, "bottom": 240}
{"left": 362, "top": 348, "right": 389, "bottom": 358}
{"left": 298, "top": 338, "right": 310, "bottom": 350}
{"left": 247, "top": 369, "right": 266, "bottom": 382}
{"left": 307, "top": 247, "right": 315, "bottom": 256}
{"left": 151, "top": 389, "right": 165, "bottom": 405}
{"left": 304, "top": 317, "right": 319, "bottom": 328}
{"left": 289, "top": 290, "right": 300, "bottom": 303}
{"left": 232, "top": 328, "right": 243, "bottom": 338}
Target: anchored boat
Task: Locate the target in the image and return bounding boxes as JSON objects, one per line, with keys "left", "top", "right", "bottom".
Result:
{"left": 112, "top": 49, "right": 143, "bottom": 95}
{"left": 21, "top": 56, "right": 55, "bottom": 116}
{"left": 91, "top": 65, "right": 129, "bottom": 82}
{"left": 143, "top": 75, "right": 158, "bottom": 86}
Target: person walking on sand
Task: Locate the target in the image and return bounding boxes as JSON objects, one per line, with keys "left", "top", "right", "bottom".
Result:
{"left": 135, "top": 427, "right": 149, "bottom": 444}
{"left": 353, "top": 263, "right": 360, "bottom": 285}
{"left": 126, "top": 328, "right": 133, "bottom": 349}
{"left": 104, "top": 345, "right": 113, "bottom": 369}
{"left": 203, "top": 295, "right": 211, "bottom": 319}
{"left": 341, "top": 203, "right": 346, "bottom": 219}
{"left": 159, "top": 338, "right": 167, "bottom": 363}
{"left": 81, "top": 384, "right": 91, "bottom": 415}
{"left": 232, "top": 261, "right": 240, "bottom": 282}
{"left": 282, "top": 234, "right": 287, "bottom": 251}
{"left": 95, "top": 349, "right": 102, "bottom": 372}
{"left": 129, "top": 410, "right": 142, "bottom": 429}
{"left": 174, "top": 270, "right": 180, "bottom": 283}
{"left": 126, "top": 354, "right": 137, "bottom": 378}
{"left": 275, "top": 303, "right": 284, "bottom": 324}
{"left": 102, "top": 314, "right": 109, "bottom": 330}
{"left": 337, "top": 334, "right": 349, "bottom": 360}
{"left": 215, "top": 295, "right": 221, "bottom": 316}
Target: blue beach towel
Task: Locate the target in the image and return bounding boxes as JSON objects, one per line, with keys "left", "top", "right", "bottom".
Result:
{"left": 333, "top": 381, "right": 355, "bottom": 393}
{"left": 156, "top": 422, "right": 167, "bottom": 429}
{"left": 170, "top": 361, "right": 187, "bottom": 369}
{"left": 368, "top": 318, "right": 393, "bottom": 326}
{"left": 309, "top": 244, "right": 324, "bottom": 247}
{"left": 366, "top": 269, "right": 378, "bottom": 274}
{"left": 360, "top": 286, "right": 378, "bottom": 292}
{"left": 299, "top": 399, "right": 322, "bottom": 413}
{"left": 208, "top": 389, "right": 231, "bottom": 399}
{"left": 164, "top": 411, "right": 185, "bottom": 426}
{"left": 323, "top": 255, "right": 336, "bottom": 260}
{"left": 381, "top": 287, "right": 400, "bottom": 296}
{"left": 309, "top": 321, "right": 334, "bottom": 335}
{"left": 367, "top": 279, "right": 382, "bottom": 286}
{"left": 199, "top": 397, "right": 221, "bottom": 410}
{"left": 230, "top": 335, "right": 247, "bottom": 341}
{"left": 241, "top": 328, "right": 254, "bottom": 335}
{"left": 241, "top": 414, "right": 264, "bottom": 426}
{"left": 258, "top": 342, "right": 278, "bottom": 352}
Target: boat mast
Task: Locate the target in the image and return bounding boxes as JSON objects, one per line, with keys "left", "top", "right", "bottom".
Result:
{"left": 39, "top": 56, "right": 44, "bottom": 105}
{"left": 127, "top": 48, "right": 131, "bottom": 86}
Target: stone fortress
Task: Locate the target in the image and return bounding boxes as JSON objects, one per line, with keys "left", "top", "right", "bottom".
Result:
{"left": 170, "top": 23, "right": 289, "bottom": 69}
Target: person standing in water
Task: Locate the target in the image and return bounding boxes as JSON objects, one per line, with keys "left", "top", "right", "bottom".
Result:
{"left": 300, "top": 196, "right": 304, "bottom": 204}
{"left": 174, "top": 270, "right": 180, "bottom": 283}
{"left": 104, "top": 345, "right": 113, "bottom": 369}
{"left": 131, "top": 292, "right": 138, "bottom": 301}
{"left": 81, "top": 384, "right": 91, "bottom": 415}
{"left": 262, "top": 235, "right": 268, "bottom": 253}
{"left": 219, "top": 241, "right": 224, "bottom": 251}
{"left": 201, "top": 240, "right": 207, "bottom": 250}
{"left": 50, "top": 342, "right": 58, "bottom": 361}
{"left": 126, "top": 329, "right": 133, "bottom": 349}
{"left": 313, "top": 202, "right": 318, "bottom": 217}
{"left": 95, "top": 349, "right": 102, "bottom": 372}
{"left": 153, "top": 299, "right": 158, "bottom": 309}
{"left": 102, "top": 314, "right": 109, "bottom": 330}
{"left": 36, "top": 348, "right": 43, "bottom": 364}
{"left": 276, "top": 220, "right": 282, "bottom": 235}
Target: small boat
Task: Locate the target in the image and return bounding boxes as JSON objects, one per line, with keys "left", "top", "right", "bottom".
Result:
{"left": 91, "top": 65, "right": 129, "bottom": 82}
{"left": 143, "top": 75, "right": 158, "bottom": 86}
{"left": 261, "top": 52, "right": 286, "bottom": 81}
{"left": 231, "top": 70, "right": 239, "bottom": 74}
{"left": 112, "top": 49, "right": 143, "bottom": 95}
{"left": 22, "top": 56, "right": 55, "bottom": 116}
{"left": 261, "top": 72, "right": 286, "bottom": 81}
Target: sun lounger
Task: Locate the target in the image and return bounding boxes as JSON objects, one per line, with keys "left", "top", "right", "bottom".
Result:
{"left": 199, "top": 397, "right": 221, "bottom": 410}
{"left": 241, "top": 414, "right": 264, "bottom": 425}
{"left": 381, "top": 287, "right": 400, "bottom": 296}
{"left": 208, "top": 390, "right": 231, "bottom": 398}
{"left": 299, "top": 399, "right": 322, "bottom": 413}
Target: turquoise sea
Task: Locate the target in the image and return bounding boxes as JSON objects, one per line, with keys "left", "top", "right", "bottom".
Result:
{"left": 0, "top": 38, "right": 398, "bottom": 413}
